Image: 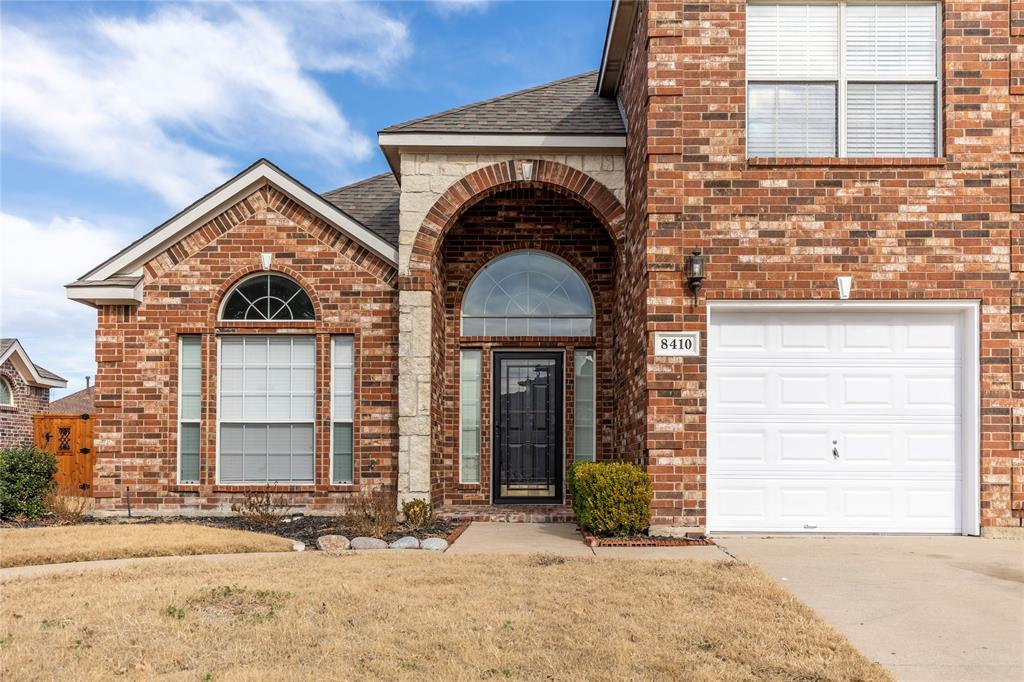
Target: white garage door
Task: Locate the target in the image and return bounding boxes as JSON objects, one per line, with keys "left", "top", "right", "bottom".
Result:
{"left": 708, "top": 308, "right": 964, "bottom": 533}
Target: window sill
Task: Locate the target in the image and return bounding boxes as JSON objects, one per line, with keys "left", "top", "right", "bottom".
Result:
{"left": 747, "top": 156, "right": 947, "bottom": 168}
{"left": 212, "top": 485, "right": 317, "bottom": 493}
{"left": 170, "top": 484, "right": 200, "bottom": 492}
{"left": 457, "top": 483, "right": 482, "bottom": 490}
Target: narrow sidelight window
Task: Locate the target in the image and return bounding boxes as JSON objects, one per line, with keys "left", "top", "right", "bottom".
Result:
{"left": 573, "top": 350, "right": 595, "bottom": 462}
{"left": 332, "top": 336, "right": 354, "bottom": 484}
{"left": 178, "top": 335, "right": 201, "bottom": 484}
{"left": 460, "top": 350, "right": 482, "bottom": 483}
{"left": 218, "top": 336, "right": 315, "bottom": 484}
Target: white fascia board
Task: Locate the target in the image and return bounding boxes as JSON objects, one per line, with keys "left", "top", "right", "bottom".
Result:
{"left": 84, "top": 161, "right": 397, "bottom": 283}
{"left": 66, "top": 281, "right": 144, "bottom": 307}
{"left": 597, "top": 0, "right": 622, "bottom": 95}
{"left": 377, "top": 132, "right": 626, "bottom": 150}
{"left": 0, "top": 341, "right": 67, "bottom": 389}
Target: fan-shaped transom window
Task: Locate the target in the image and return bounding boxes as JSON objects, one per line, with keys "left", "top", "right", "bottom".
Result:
{"left": 221, "top": 274, "right": 315, "bottom": 321}
{"left": 462, "top": 251, "right": 594, "bottom": 336}
{"left": 0, "top": 377, "right": 12, "bottom": 406}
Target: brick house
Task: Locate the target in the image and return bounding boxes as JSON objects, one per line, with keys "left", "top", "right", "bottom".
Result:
{"left": 0, "top": 339, "right": 67, "bottom": 447}
{"left": 68, "top": 0, "right": 1023, "bottom": 536}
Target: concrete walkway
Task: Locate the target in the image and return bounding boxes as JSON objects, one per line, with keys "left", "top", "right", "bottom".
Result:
{"left": 446, "top": 521, "right": 729, "bottom": 560}
{"left": 719, "top": 535, "right": 1024, "bottom": 682}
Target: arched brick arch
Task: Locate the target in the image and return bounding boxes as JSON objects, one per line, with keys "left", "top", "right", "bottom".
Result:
{"left": 408, "top": 159, "right": 625, "bottom": 286}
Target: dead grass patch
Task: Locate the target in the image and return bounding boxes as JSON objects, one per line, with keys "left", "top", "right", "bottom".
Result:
{"left": 0, "top": 523, "right": 293, "bottom": 567}
{"left": 0, "top": 553, "right": 890, "bottom": 681}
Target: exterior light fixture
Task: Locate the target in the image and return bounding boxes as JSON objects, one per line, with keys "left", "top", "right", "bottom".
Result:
{"left": 686, "top": 250, "right": 705, "bottom": 302}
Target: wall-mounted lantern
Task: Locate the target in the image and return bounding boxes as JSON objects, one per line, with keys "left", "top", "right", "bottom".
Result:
{"left": 686, "top": 250, "right": 706, "bottom": 303}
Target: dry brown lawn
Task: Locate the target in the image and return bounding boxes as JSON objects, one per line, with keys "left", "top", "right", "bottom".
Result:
{"left": 0, "top": 523, "right": 292, "bottom": 568}
{"left": 0, "top": 552, "right": 890, "bottom": 681}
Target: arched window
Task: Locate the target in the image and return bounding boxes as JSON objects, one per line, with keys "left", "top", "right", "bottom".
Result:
{"left": 0, "top": 377, "right": 12, "bottom": 406}
{"left": 220, "top": 274, "right": 314, "bottom": 321}
{"left": 462, "top": 251, "right": 594, "bottom": 336}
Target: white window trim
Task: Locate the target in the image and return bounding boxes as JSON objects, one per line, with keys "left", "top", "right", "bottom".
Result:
{"left": 746, "top": 0, "right": 943, "bottom": 158}
{"left": 330, "top": 335, "right": 355, "bottom": 485}
{"left": 0, "top": 377, "right": 14, "bottom": 407}
{"left": 706, "top": 300, "right": 981, "bottom": 536}
{"left": 573, "top": 349, "right": 597, "bottom": 463}
{"left": 215, "top": 335, "right": 317, "bottom": 486}
{"left": 458, "top": 349, "right": 483, "bottom": 485}
{"left": 177, "top": 336, "right": 201, "bottom": 484}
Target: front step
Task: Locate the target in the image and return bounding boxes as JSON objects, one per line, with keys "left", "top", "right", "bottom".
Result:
{"left": 436, "top": 504, "right": 576, "bottom": 524}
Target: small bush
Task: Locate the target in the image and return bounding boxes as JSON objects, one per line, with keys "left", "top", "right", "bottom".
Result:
{"left": 343, "top": 487, "right": 397, "bottom": 538}
{"left": 230, "top": 492, "right": 288, "bottom": 528}
{"left": 568, "top": 461, "right": 652, "bottom": 537}
{"left": 0, "top": 446, "right": 58, "bottom": 519}
{"left": 44, "top": 489, "right": 94, "bottom": 525}
{"left": 401, "top": 498, "right": 433, "bottom": 529}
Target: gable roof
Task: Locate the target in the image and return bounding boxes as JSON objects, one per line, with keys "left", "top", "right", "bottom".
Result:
{"left": 68, "top": 159, "right": 399, "bottom": 307}
{"left": 0, "top": 339, "right": 67, "bottom": 389}
{"left": 48, "top": 385, "right": 94, "bottom": 414}
{"left": 380, "top": 71, "right": 624, "bottom": 135}
{"left": 322, "top": 173, "right": 400, "bottom": 248}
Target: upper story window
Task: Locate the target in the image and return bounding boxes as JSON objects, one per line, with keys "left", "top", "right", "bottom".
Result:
{"left": 746, "top": 2, "right": 940, "bottom": 158}
{"left": 461, "top": 251, "right": 595, "bottom": 337}
{"left": 220, "top": 274, "right": 315, "bottom": 321}
{"left": 0, "top": 377, "right": 13, "bottom": 406}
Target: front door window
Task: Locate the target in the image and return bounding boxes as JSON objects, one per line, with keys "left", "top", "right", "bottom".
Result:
{"left": 492, "top": 352, "right": 563, "bottom": 503}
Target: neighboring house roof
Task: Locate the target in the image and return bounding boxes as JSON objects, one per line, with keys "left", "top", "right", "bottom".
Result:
{"left": 381, "top": 71, "right": 624, "bottom": 135}
{"left": 0, "top": 339, "right": 68, "bottom": 389}
{"left": 47, "top": 385, "right": 94, "bottom": 414}
{"left": 67, "top": 159, "right": 400, "bottom": 307}
{"left": 322, "top": 173, "right": 400, "bottom": 248}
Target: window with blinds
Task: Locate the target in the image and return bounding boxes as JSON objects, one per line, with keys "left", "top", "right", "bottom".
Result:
{"left": 178, "top": 336, "right": 201, "bottom": 484}
{"left": 218, "top": 336, "right": 315, "bottom": 484}
{"left": 332, "top": 336, "right": 354, "bottom": 484}
{"left": 746, "top": 2, "right": 940, "bottom": 158}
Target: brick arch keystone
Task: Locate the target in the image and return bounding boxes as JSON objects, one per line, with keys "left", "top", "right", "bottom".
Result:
{"left": 407, "top": 159, "right": 625, "bottom": 286}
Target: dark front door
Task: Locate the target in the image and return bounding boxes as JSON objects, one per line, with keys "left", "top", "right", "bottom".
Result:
{"left": 493, "top": 352, "right": 563, "bottom": 504}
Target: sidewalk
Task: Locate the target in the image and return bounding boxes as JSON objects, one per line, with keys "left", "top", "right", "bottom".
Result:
{"left": 446, "top": 522, "right": 730, "bottom": 560}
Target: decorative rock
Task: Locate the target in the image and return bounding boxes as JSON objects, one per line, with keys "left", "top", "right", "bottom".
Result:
{"left": 389, "top": 536, "right": 419, "bottom": 550}
{"left": 350, "top": 537, "right": 388, "bottom": 550}
{"left": 292, "top": 541, "right": 305, "bottom": 552}
{"left": 316, "top": 535, "right": 350, "bottom": 555}
{"left": 420, "top": 538, "right": 449, "bottom": 552}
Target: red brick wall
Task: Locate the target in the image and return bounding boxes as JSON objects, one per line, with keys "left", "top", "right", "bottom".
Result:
{"left": 434, "top": 187, "right": 618, "bottom": 505}
{"left": 0, "top": 361, "right": 50, "bottom": 447}
{"left": 92, "top": 185, "right": 398, "bottom": 513}
{"left": 631, "top": 0, "right": 1022, "bottom": 529}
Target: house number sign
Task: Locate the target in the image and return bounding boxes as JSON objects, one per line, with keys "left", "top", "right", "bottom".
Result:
{"left": 654, "top": 331, "right": 700, "bottom": 357}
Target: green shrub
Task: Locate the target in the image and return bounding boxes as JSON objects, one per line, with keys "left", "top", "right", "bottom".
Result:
{"left": 568, "top": 461, "right": 652, "bottom": 537}
{"left": 0, "top": 446, "right": 58, "bottom": 519}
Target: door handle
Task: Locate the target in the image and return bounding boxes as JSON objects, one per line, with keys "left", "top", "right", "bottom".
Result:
{"left": 832, "top": 441, "right": 839, "bottom": 460}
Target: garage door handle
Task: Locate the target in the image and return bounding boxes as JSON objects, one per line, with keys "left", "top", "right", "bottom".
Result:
{"left": 832, "top": 445, "right": 840, "bottom": 460}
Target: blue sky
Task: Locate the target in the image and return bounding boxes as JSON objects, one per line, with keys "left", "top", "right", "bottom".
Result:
{"left": 0, "top": 0, "right": 610, "bottom": 397}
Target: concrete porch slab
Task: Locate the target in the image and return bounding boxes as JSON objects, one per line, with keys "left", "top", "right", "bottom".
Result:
{"left": 445, "top": 522, "right": 594, "bottom": 556}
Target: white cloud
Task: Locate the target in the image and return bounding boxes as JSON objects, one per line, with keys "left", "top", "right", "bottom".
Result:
{"left": 431, "top": 0, "right": 494, "bottom": 16}
{"left": 0, "top": 3, "right": 411, "bottom": 208}
{"left": 0, "top": 213, "right": 124, "bottom": 398}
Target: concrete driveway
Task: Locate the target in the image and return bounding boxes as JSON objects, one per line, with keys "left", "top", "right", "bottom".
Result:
{"left": 717, "top": 535, "right": 1024, "bottom": 682}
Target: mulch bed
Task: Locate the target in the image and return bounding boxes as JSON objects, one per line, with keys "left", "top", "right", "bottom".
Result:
{"left": 581, "top": 529, "right": 715, "bottom": 548}
{"left": 1, "top": 515, "right": 464, "bottom": 549}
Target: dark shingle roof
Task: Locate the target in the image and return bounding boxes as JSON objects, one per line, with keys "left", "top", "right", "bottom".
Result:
{"left": 0, "top": 338, "right": 66, "bottom": 384}
{"left": 48, "top": 386, "right": 94, "bottom": 414}
{"left": 380, "top": 71, "right": 624, "bottom": 136}
{"left": 322, "top": 173, "right": 400, "bottom": 248}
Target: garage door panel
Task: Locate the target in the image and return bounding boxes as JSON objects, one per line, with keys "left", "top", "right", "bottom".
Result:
{"left": 709, "top": 309, "right": 964, "bottom": 533}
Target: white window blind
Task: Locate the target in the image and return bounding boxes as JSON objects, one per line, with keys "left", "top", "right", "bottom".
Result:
{"left": 178, "top": 336, "right": 201, "bottom": 484}
{"left": 219, "top": 336, "right": 315, "bottom": 484}
{"left": 573, "top": 350, "right": 596, "bottom": 463}
{"left": 332, "top": 336, "right": 354, "bottom": 484}
{"left": 746, "top": 4, "right": 839, "bottom": 80}
{"left": 746, "top": 2, "right": 940, "bottom": 158}
{"left": 460, "top": 350, "right": 482, "bottom": 484}
{"left": 747, "top": 83, "right": 837, "bottom": 157}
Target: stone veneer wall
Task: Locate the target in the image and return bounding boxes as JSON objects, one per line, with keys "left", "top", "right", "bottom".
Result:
{"left": 395, "top": 153, "right": 625, "bottom": 505}
{"left": 0, "top": 360, "right": 50, "bottom": 448}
